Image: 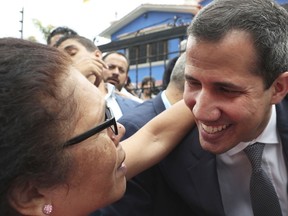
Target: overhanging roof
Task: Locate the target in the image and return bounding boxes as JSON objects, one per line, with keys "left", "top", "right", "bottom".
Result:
{"left": 99, "top": 4, "right": 200, "bottom": 39}
{"left": 98, "top": 25, "right": 188, "bottom": 53}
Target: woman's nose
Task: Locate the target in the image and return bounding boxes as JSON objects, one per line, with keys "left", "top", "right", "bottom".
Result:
{"left": 111, "top": 122, "right": 126, "bottom": 146}
{"left": 117, "top": 122, "right": 126, "bottom": 138}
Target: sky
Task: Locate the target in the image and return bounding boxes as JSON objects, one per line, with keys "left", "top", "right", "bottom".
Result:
{"left": 0, "top": 0, "right": 190, "bottom": 45}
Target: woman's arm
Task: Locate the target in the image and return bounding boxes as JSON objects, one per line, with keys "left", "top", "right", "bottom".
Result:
{"left": 121, "top": 100, "right": 194, "bottom": 179}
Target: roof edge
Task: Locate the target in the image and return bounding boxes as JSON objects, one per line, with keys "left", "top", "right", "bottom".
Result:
{"left": 99, "top": 3, "right": 200, "bottom": 39}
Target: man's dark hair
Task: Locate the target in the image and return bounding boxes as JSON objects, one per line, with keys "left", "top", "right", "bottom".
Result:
{"left": 188, "top": 0, "right": 288, "bottom": 89}
{"left": 55, "top": 34, "right": 99, "bottom": 52}
{"left": 162, "top": 56, "right": 179, "bottom": 90}
{"left": 47, "top": 26, "right": 78, "bottom": 45}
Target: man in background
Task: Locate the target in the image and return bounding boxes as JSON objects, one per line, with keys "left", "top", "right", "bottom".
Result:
{"left": 55, "top": 35, "right": 139, "bottom": 120}
{"left": 102, "top": 52, "right": 143, "bottom": 103}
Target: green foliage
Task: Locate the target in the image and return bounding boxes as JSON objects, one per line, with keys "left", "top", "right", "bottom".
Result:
{"left": 32, "top": 19, "right": 54, "bottom": 41}
{"left": 27, "top": 36, "right": 37, "bottom": 42}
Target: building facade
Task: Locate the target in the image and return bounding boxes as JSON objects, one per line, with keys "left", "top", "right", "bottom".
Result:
{"left": 98, "top": 0, "right": 288, "bottom": 90}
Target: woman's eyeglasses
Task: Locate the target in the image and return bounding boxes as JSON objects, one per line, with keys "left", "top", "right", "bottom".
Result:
{"left": 64, "top": 106, "right": 118, "bottom": 147}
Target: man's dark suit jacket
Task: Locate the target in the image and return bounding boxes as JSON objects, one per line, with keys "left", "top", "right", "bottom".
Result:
{"left": 118, "top": 93, "right": 166, "bottom": 140}
{"left": 115, "top": 94, "right": 140, "bottom": 116}
{"left": 95, "top": 97, "right": 288, "bottom": 216}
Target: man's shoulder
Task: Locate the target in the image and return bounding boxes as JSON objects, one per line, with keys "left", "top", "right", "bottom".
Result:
{"left": 115, "top": 94, "right": 140, "bottom": 106}
{"left": 119, "top": 95, "right": 164, "bottom": 122}
{"left": 118, "top": 95, "right": 166, "bottom": 138}
{"left": 118, "top": 100, "right": 158, "bottom": 125}
{"left": 120, "top": 88, "right": 143, "bottom": 103}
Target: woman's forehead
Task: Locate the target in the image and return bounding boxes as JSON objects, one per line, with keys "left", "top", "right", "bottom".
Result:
{"left": 70, "top": 67, "right": 105, "bottom": 110}
{"left": 68, "top": 68, "right": 106, "bottom": 133}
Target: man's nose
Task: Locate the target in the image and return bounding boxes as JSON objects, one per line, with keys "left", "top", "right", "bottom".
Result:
{"left": 193, "top": 91, "right": 221, "bottom": 121}
{"left": 112, "top": 67, "right": 120, "bottom": 75}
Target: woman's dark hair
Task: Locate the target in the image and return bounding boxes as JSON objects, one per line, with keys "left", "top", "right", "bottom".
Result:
{"left": 141, "top": 76, "right": 155, "bottom": 89}
{"left": 0, "top": 38, "right": 77, "bottom": 214}
{"left": 141, "top": 76, "right": 156, "bottom": 94}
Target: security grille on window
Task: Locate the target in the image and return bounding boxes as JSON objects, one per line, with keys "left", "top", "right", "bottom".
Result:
{"left": 128, "top": 41, "right": 167, "bottom": 65}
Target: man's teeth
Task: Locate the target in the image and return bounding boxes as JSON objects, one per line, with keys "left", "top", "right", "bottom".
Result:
{"left": 201, "top": 123, "right": 228, "bottom": 134}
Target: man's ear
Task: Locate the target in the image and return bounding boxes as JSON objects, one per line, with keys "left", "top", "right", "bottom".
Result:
{"left": 94, "top": 49, "right": 102, "bottom": 58}
{"left": 270, "top": 71, "right": 288, "bottom": 104}
{"left": 8, "top": 180, "right": 50, "bottom": 216}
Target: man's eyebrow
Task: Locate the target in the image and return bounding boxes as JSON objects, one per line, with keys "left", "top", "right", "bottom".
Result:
{"left": 184, "top": 74, "right": 198, "bottom": 81}
{"left": 184, "top": 74, "right": 243, "bottom": 89}
{"left": 214, "top": 81, "right": 242, "bottom": 89}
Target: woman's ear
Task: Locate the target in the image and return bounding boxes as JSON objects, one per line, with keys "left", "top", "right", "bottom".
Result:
{"left": 8, "top": 180, "right": 51, "bottom": 216}
{"left": 271, "top": 71, "right": 288, "bottom": 104}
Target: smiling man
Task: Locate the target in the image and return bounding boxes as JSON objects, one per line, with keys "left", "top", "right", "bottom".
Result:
{"left": 180, "top": 1, "right": 288, "bottom": 214}
{"left": 176, "top": 0, "right": 288, "bottom": 214}
{"left": 95, "top": 0, "right": 288, "bottom": 216}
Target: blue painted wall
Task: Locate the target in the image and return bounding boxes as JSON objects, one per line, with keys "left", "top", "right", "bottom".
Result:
{"left": 110, "top": 10, "right": 194, "bottom": 86}
{"left": 201, "top": 0, "right": 288, "bottom": 6}
{"left": 110, "top": 0, "right": 288, "bottom": 86}
{"left": 111, "top": 11, "right": 193, "bottom": 41}
{"left": 275, "top": 0, "right": 288, "bottom": 4}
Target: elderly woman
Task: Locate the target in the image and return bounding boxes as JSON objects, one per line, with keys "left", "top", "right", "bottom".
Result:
{"left": 0, "top": 38, "right": 194, "bottom": 216}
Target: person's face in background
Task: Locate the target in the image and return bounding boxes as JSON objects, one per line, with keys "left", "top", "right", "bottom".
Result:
{"left": 143, "top": 81, "right": 153, "bottom": 96}
{"left": 102, "top": 53, "right": 128, "bottom": 91}
{"left": 57, "top": 38, "right": 103, "bottom": 86}
{"left": 44, "top": 69, "right": 127, "bottom": 215}
{"left": 184, "top": 30, "right": 275, "bottom": 154}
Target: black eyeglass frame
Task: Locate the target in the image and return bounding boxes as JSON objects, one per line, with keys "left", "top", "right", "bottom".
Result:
{"left": 64, "top": 106, "right": 118, "bottom": 147}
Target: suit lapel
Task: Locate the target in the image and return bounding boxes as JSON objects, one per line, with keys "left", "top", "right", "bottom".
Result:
{"left": 277, "top": 98, "right": 288, "bottom": 157}
{"left": 115, "top": 94, "right": 138, "bottom": 113}
{"left": 161, "top": 129, "right": 226, "bottom": 215}
{"left": 187, "top": 131, "right": 226, "bottom": 215}
{"left": 276, "top": 98, "right": 288, "bottom": 194}
{"left": 152, "top": 93, "right": 166, "bottom": 114}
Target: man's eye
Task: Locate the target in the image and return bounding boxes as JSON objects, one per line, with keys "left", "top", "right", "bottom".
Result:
{"left": 66, "top": 49, "right": 77, "bottom": 56}
{"left": 108, "top": 65, "right": 116, "bottom": 70}
{"left": 119, "top": 68, "right": 126, "bottom": 74}
{"left": 220, "top": 87, "right": 241, "bottom": 94}
{"left": 186, "top": 80, "right": 201, "bottom": 87}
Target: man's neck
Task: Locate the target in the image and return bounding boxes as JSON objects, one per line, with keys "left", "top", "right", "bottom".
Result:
{"left": 165, "top": 84, "right": 183, "bottom": 105}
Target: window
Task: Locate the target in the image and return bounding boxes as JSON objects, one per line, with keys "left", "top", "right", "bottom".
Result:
{"left": 128, "top": 40, "right": 167, "bottom": 65}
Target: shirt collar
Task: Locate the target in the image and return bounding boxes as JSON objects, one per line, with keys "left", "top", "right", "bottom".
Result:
{"left": 105, "top": 83, "right": 116, "bottom": 100}
{"left": 161, "top": 90, "right": 172, "bottom": 109}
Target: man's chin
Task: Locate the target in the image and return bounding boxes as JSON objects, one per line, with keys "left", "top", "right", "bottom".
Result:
{"left": 107, "top": 81, "right": 118, "bottom": 86}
